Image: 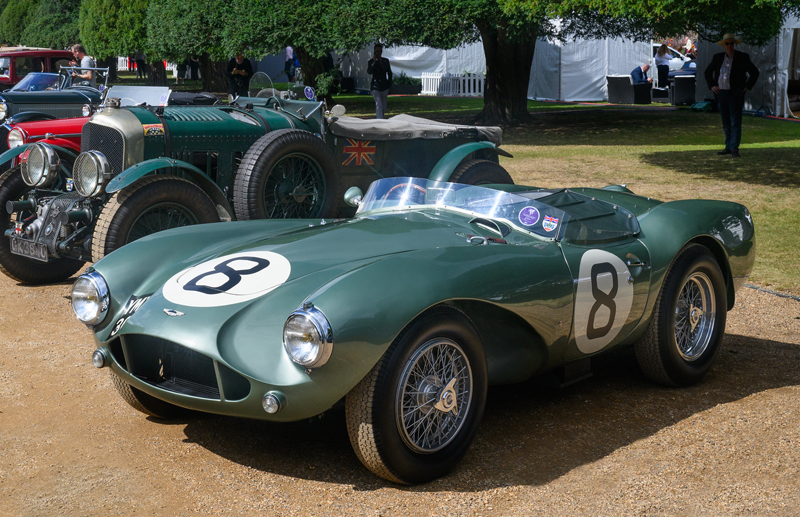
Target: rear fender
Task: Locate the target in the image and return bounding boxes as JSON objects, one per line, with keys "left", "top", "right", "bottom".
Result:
{"left": 428, "top": 142, "right": 513, "bottom": 182}
{"left": 106, "top": 157, "right": 233, "bottom": 221}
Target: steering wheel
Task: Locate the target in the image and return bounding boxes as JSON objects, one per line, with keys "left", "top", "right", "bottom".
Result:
{"left": 381, "top": 183, "right": 427, "bottom": 203}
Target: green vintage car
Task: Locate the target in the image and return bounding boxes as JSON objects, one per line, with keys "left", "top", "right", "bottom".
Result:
{"left": 70, "top": 176, "right": 755, "bottom": 484}
{"left": 0, "top": 76, "right": 510, "bottom": 285}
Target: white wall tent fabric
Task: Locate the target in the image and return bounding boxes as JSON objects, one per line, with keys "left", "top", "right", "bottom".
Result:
{"left": 337, "top": 43, "right": 487, "bottom": 91}
{"left": 527, "top": 37, "right": 651, "bottom": 101}
{"left": 695, "top": 16, "right": 800, "bottom": 118}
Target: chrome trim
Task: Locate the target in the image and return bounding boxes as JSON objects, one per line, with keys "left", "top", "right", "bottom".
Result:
{"left": 7, "top": 126, "right": 27, "bottom": 148}
{"left": 20, "top": 143, "right": 60, "bottom": 187}
{"left": 29, "top": 133, "right": 82, "bottom": 141}
{"left": 282, "top": 304, "right": 333, "bottom": 368}
{"left": 73, "top": 150, "right": 112, "bottom": 197}
{"left": 72, "top": 271, "right": 110, "bottom": 326}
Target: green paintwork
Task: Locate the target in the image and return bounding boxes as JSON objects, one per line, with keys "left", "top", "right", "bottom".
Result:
{"left": 84, "top": 180, "right": 755, "bottom": 423}
{"left": 0, "top": 142, "right": 77, "bottom": 166}
{"left": 427, "top": 142, "right": 513, "bottom": 182}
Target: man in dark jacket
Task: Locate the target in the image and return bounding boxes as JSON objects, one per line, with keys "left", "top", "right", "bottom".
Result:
{"left": 705, "top": 34, "right": 760, "bottom": 158}
{"left": 630, "top": 64, "right": 653, "bottom": 86}
{"left": 226, "top": 54, "right": 253, "bottom": 100}
{"left": 367, "top": 43, "right": 392, "bottom": 119}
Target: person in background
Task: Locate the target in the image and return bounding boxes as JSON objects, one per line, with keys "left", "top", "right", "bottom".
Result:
{"left": 226, "top": 53, "right": 253, "bottom": 100}
{"left": 705, "top": 33, "right": 760, "bottom": 158}
{"left": 134, "top": 50, "right": 146, "bottom": 79}
{"left": 630, "top": 63, "right": 652, "bottom": 86}
{"left": 655, "top": 44, "right": 671, "bottom": 87}
{"left": 285, "top": 46, "right": 295, "bottom": 82}
{"left": 176, "top": 58, "right": 188, "bottom": 85}
{"left": 367, "top": 43, "right": 392, "bottom": 119}
{"left": 70, "top": 44, "right": 96, "bottom": 88}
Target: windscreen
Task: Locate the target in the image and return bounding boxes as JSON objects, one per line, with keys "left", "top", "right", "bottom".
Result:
{"left": 10, "top": 73, "right": 59, "bottom": 91}
{"left": 104, "top": 86, "right": 172, "bottom": 106}
{"left": 357, "top": 177, "right": 568, "bottom": 239}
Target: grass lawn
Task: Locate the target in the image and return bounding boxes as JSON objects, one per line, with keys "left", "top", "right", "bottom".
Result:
{"left": 340, "top": 93, "right": 800, "bottom": 294}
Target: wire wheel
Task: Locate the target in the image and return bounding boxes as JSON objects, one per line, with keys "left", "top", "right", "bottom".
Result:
{"left": 674, "top": 272, "right": 716, "bottom": 361}
{"left": 263, "top": 153, "right": 325, "bottom": 218}
{"left": 126, "top": 202, "right": 201, "bottom": 243}
{"left": 395, "top": 338, "right": 473, "bottom": 454}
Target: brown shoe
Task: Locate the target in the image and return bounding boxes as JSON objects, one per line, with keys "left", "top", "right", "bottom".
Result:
{"left": 717, "top": 149, "right": 732, "bottom": 155}
{"left": 731, "top": 150, "right": 740, "bottom": 158}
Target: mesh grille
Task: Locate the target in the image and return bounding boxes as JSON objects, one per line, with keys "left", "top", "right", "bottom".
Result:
{"left": 82, "top": 123, "right": 125, "bottom": 175}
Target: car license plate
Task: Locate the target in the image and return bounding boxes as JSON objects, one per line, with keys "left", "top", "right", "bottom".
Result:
{"left": 9, "top": 236, "right": 48, "bottom": 262}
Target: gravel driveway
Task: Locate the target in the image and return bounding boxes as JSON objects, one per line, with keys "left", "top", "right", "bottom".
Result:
{"left": 1, "top": 271, "right": 798, "bottom": 516}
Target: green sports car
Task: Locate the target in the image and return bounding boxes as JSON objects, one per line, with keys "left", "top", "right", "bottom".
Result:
{"left": 70, "top": 176, "right": 755, "bottom": 484}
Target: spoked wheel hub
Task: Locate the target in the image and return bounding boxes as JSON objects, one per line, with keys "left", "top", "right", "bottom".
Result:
{"left": 396, "top": 338, "right": 473, "bottom": 454}
{"left": 674, "top": 272, "right": 716, "bottom": 361}
{"left": 265, "top": 153, "right": 324, "bottom": 218}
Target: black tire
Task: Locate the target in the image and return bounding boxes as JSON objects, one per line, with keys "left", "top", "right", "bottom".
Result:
{"left": 233, "top": 129, "right": 341, "bottom": 220}
{"left": 449, "top": 159, "right": 513, "bottom": 185}
{"left": 635, "top": 244, "right": 727, "bottom": 387}
{"left": 0, "top": 167, "right": 83, "bottom": 284}
{"left": 345, "top": 306, "right": 488, "bottom": 484}
{"left": 92, "top": 176, "right": 220, "bottom": 261}
{"left": 110, "top": 373, "right": 187, "bottom": 419}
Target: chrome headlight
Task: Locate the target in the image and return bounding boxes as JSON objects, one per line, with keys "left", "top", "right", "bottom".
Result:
{"left": 81, "top": 104, "right": 93, "bottom": 117}
{"left": 20, "top": 143, "right": 60, "bottom": 188}
{"left": 73, "top": 151, "right": 111, "bottom": 197}
{"left": 0, "top": 101, "right": 7, "bottom": 120}
{"left": 7, "top": 127, "right": 25, "bottom": 148}
{"left": 71, "top": 271, "right": 110, "bottom": 325}
{"left": 283, "top": 304, "right": 333, "bottom": 368}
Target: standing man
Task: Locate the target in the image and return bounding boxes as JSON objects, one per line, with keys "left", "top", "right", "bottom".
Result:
{"left": 705, "top": 33, "right": 760, "bottom": 158}
{"left": 226, "top": 54, "right": 253, "bottom": 101}
{"left": 630, "top": 63, "right": 653, "bottom": 86}
{"left": 367, "top": 43, "right": 392, "bottom": 119}
{"left": 70, "top": 44, "right": 96, "bottom": 88}
{"left": 284, "top": 46, "right": 294, "bottom": 82}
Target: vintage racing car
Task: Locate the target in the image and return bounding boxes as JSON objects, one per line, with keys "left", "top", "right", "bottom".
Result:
{"left": 70, "top": 176, "right": 755, "bottom": 483}
{"left": 1, "top": 75, "right": 510, "bottom": 284}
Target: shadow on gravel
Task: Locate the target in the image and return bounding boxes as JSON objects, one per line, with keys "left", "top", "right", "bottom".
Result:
{"left": 177, "top": 333, "right": 800, "bottom": 491}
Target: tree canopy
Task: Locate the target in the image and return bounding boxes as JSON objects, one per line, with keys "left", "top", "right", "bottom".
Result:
{"left": 0, "top": 0, "right": 38, "bottom": 46}
{"left": 20, "top": 0, "right": 80, "bottom": 49}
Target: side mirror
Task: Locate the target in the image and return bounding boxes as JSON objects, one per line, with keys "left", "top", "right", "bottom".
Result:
{"left": 344, "top": 186, "right": 363, "bottom": 207}
{"left": 331, "top": 104, "right": 346, "bottom": 117}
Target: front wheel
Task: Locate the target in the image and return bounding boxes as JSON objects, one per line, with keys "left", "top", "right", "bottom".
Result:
{"left": 449, "top": 159, "right": 513, "bottom": 185}
{"left": 233, "top": 129, "right": 340, "bottom": 220}
{"left": 110, "top": 373, "right": 188, "bottom": 419}
{"left": 345, "top": 307, "right": 487, "bottom": 484}
{"left": 0, "top": 167, "right": 83, "bottom": 284}
{"left": 635, "top": 244, "right": 727, "bottom": 387}
{"left": 92, "top": 176, "right": 220, "bottom": 261}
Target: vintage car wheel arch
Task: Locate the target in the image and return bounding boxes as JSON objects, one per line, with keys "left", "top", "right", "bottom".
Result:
{"left": 428, "top": 142, "right": 512, "bottom": 183}
{"left": 0, "top": 166, "right": 83, "bottom": 284}
{"left": 0, "top": 142, "right": 77, "bottom": 168}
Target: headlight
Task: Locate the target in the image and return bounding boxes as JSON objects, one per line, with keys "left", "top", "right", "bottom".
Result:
{"left": 0, "top": 101, "right": 7, "bottom": 120}
{"left": 73, "top": 151, "right": 111, "bottom": 197}
{"left": 71, "top": 271, "right": 110, "bottom": 325}
{"left": 81, "top": 104, "right": 93, "bottom": 117}
{"left": 7, "top": 127, "right": 24, "bottom": 148}
{"left": 20, "top": 143, "right": 60, "bottom": 188}
{"left": 283, "top": 304, "right": 333, "bottom": 368}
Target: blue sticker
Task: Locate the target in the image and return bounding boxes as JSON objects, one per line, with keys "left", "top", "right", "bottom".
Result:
{"left": 518, "top": 206, "right": 540, "bottom": 226}
{"left": 304, "top": 86, "right": 315, "bottom": 100}
{"left": 159, "top": 93, "right": 169, "bottom": 106}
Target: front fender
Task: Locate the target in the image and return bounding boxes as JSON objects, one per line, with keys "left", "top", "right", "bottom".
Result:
{"left": 428, "top": 141, "right": 513, "bottom": 182}
{"left": 0, "top": 142, "right": 78, "bottom": 167}
{"left": 7, "top": 112, "right": 57, "bottom": 124}
{"left": 106, "top": 157, "right": 233, "bottom": 221}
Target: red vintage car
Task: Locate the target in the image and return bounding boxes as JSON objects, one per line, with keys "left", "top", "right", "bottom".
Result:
{"left": 0, "top": 48, "right": 73, "bottom": 89}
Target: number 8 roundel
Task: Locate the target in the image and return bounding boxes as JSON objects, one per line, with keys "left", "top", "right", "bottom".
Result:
{"left": 573, "top": 249, "right": 634, "bottom": 354}
{"left": 163, "top": 251, "right": 291, "bottom": 307}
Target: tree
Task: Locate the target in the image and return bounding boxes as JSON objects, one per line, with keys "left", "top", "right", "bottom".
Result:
{"left": 145, "top": 0, "right": 228, "bottom": 91}
{"left": 0, "top": 0, "right": 39, "bottom": 46}
{"left": 20, "top": 0, "right": 80, "bottom": 50}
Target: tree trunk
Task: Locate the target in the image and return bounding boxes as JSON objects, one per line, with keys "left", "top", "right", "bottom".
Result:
{"left": 475, "top": 20, "right": 537, "bottom": 124}
{"left": 146, "top": 60, "right": 168, "bottom": 86}
{"left": 98, "top": 57, "right": 117, "bottom": 82}
{"left": 199, "top": 53, "right": 228, "bottom": 93}
{"left": 293, "top": 47, "right": 334, "bottom": 104}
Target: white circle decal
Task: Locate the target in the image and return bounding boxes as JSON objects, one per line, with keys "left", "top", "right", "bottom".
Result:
{"left": 573, "top": 249, "right": 634, "bottom": 354}
{"left": 162, "top": 251, "right": 291, "bottom": 307}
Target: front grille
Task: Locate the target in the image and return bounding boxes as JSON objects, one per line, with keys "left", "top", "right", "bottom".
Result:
{"left": 82, "top": 123, "right": 125, "bottom": 175}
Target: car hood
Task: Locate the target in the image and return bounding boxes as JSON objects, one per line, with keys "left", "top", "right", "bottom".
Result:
{"left": 0, "top": 89, "right": 100, "bottom": 104}
{"left": 12, "top": 115, "right": 88, "bottom": 134}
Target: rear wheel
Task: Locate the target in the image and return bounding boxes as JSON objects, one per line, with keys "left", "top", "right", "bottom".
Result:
{"left": 635, "top": 244, "right": 727, "bottom": 387}
{"left": 345, "top": 307, "right": 487, "bottom": 484}
{"left": 0, "top": 167, "right": 83, "bottom": 284}
{"left": 449, "top": 159, "right": 513, "bottom": 186}
{"left": 92, "top": 176, "right": 220, "bottom": 261}
{"left": 233, "top": 129, "right": 340, "bottom": 220}
{"left": 110, "top": 373, "right": 188, "bottom": 418}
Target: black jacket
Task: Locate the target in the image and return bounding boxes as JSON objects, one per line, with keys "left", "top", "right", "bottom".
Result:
{"left": 226, "top": 58, "right": 253, "bottom": 87}
{"left": 367, "top": 57, "right": 392, "bottom": 91}
{"left": 705, "top": 50, "right": 759, "bottom": 91}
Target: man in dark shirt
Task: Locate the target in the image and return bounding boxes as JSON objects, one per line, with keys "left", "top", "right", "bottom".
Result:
{"left": 705, "top": 33, "right": 759, "bottom": 158}
{"left": 367, "top": 44, "right": 392, "bottom": 119}
{"left": 630, "top": 64, "right": 653, "bottom": 86}
{"left": 226, "top": 54, "right": 253, "bottom": 100}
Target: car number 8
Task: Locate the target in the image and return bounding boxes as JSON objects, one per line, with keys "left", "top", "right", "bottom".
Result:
{"left": 574, "top": 250, "right": 634, "bottom": 354}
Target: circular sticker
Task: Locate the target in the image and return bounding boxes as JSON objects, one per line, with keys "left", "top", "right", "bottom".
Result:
{"left": 162, "top": 251, "right": 291, "bottom": 307}
{"left": 159, "top": 92, "right": 169, "bottom": 106}
{"left": 518, "top": 206, "right": 540, "bottom": 226}
{"left": 304, "top": 86, "right": 315, "bottom": 100}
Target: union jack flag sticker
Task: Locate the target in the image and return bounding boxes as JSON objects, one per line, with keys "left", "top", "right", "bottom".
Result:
{"left": 542, "top": 215, "right": 559, "bottom": 232}
{"left": 342, "top": 139, "right": 376, "bottom": 166}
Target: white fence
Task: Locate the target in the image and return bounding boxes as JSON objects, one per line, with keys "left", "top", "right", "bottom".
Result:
{"left": 420, "top": 73, "right": 484, "bottom": 97}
